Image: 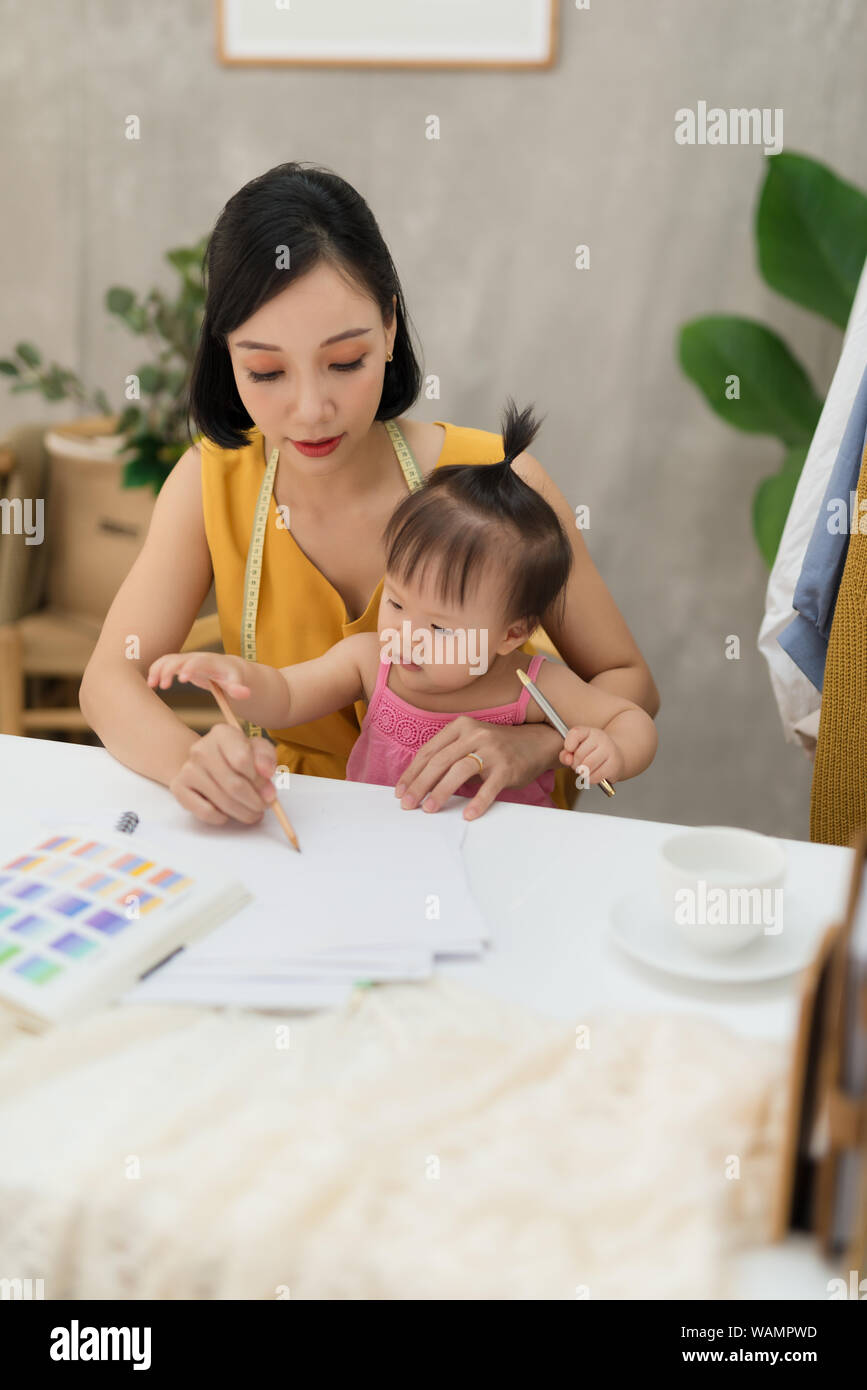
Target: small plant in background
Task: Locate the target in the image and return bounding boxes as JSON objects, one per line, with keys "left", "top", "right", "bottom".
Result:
{"left": 0, "top": 234, "right": 208, "bottom": 494}
{"left": 678, "top": 152, "right": 867, "bottom": 567}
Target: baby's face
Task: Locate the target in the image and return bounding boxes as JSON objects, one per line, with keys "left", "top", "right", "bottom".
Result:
{"left": 377, "top": 567, "right": 526, "bottom": 691}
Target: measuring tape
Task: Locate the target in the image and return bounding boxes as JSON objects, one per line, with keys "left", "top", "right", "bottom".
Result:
{"left": 239, "top": 422, "right": 423, "bottom": 740}
{"left": 383, "top": 418, "right": 424, "bottom": 491}
{"left": 239, "top": 444, "right": 279, "bottom": 739}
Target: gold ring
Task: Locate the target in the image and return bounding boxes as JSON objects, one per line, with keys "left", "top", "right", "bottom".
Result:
{"left": 466, "top": 751, "right": 484, "bottom": 774}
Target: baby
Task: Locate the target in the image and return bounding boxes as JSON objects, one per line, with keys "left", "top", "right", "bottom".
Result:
{"left": 148, "top": 399, "right": 658, "bottom": 810}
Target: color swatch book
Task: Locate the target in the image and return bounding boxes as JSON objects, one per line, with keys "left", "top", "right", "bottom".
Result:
{"left": 0, "top": 819, "right": 252, "bottom": 1032}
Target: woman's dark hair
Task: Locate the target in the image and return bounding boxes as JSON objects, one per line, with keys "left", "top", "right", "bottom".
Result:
{"left": 382, "top": 398, "right": 573, "bottom": 636}
{"left": 187, "top": 162, "right": 423, "bottom": 449}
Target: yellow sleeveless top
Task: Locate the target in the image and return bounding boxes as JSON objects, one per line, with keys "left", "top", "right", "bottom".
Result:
{"left": 200, "top": 419, "right": 577, "bottom": 811}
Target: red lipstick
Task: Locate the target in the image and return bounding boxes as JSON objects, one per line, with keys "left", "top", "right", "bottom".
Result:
{"left": 290, "top": 434, "right": 344, "bottom": 457}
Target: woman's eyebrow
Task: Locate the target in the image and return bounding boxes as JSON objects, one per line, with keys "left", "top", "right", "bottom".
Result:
{"left": 234, "top": 327, "right": 373, "bottom": 350}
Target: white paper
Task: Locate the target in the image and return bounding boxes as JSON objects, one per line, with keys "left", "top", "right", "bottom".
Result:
{"left": 165, "top": 942, "right": 434, "bottom": 981}
{"left": 125, "top": 973, "right": 353, "bottom": 1010}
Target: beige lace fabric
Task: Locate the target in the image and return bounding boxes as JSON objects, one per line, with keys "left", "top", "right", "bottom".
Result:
{"left": 0, "top": 978, "right": 788, "bottom": 1299}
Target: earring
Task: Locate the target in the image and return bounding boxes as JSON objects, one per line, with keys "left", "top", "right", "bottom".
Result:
{"left": 386, "top": 350, "right": 393, "bottom": 362}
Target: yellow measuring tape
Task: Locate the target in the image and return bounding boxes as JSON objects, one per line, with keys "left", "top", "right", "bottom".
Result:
{"left": 383, "top": 418, "right": 424, "bottom": 491}
{"left": 240, "top": 421, "right": 423, "bottom": 741}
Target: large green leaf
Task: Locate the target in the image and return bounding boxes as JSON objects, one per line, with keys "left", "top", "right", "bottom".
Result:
{"left": 752, "top": 444, "right": 809, "bottom": 568}
{"left": 757, "top": 152, "right": 867, "bottom": 328}
{"left": 679, "top": 315, "right": 823, "bottom": 445}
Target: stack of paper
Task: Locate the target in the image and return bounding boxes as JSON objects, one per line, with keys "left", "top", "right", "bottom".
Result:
{"left": 123, "top": 779, "right": 490, "bottom": 1011}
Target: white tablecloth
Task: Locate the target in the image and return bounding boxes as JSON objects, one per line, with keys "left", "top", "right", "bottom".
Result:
{"left": 0, "top": 735, "right": 848, "bottom": 1298}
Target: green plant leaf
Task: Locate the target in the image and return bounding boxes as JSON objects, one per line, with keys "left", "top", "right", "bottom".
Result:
{"left": 106, "top": 287, "right": 136, "bottom": 315}
{"left": 137, "top": 364, "right": 166, "bottom": 395}
{"left": 0, "top": 360, "right": 20, "bottom": 376}
{"left": 757, "top": 152, "right": 867, "bottom": 328}
{"left": 107, "top": 290, "right": 148, "bottom": 334}
{"left": 115, "top": 404, "right": 143, "bottom": 433}
{"left": 166, "top": 247, "right": 200, "bottom": 277}
{"left": 678, "top": 315, "right": 823, "bottom": 445}
{"left": 752, "top": 444, "right": 809, "bottom": 568}
{"left": 123, "top": 453, "right": 161, "bottom": 488}
{"left": 15, "top": 341, "right": 41, "bottom": 368}
{"left": 157, "top": 441, "right": 187, "bottom": 466}
{"left": 41, "top": 367, "right": 68, "bottom": 400}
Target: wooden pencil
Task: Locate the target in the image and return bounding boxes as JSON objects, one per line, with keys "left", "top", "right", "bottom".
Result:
{"left": 204, "top": 679, "right": 301, "bottom": 851}
{"left": 516, "top": 667, "right": 616, "bottom": 797}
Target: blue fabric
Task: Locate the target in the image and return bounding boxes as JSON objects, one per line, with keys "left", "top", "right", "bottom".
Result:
{"left": 778, "top": 360, "right": 867, "bottom": 692}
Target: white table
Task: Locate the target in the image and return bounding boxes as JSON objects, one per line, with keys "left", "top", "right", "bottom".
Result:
{"left": 0, "top": 733, "right": 848, "bottom": 1297}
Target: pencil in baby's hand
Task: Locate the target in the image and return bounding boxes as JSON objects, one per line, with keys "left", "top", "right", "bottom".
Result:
{"left": 204, "top": 679, "right": 301, "bottom": 851}
{"left": 516, "top": 667, "right": 616, "bottom": 798}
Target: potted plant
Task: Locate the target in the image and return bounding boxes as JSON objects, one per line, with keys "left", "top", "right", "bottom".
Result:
{"left": 0, "top": 236, "right": 208, "bottom": 619}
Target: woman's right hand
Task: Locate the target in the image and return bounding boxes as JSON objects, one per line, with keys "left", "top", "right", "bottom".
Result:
{"left": 168, "top": 722, "right": 279, "bottom": 827}
{"left": 147, "top": 652, "right": 278, "bottom": 825}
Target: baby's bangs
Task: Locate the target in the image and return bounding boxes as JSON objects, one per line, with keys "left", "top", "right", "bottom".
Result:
{"left": 385, "top": 513, "right": 498, "bottom": 612}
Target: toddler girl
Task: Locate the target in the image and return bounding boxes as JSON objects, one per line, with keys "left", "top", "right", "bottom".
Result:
{"left": 148, "top": 399, "right": 658, "bottom": 811}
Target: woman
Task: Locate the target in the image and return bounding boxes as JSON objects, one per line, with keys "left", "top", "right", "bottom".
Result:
{"left": 79, "top": 162, "right": 659, "bottom": 826}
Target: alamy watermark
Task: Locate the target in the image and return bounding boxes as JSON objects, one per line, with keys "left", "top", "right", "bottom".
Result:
{"left": 825, "top": 493, "right": 867, "bottom": 534}
{"left": 50, "top": 1321, "right": 151, "bottom": 1370}
{"left": 674, "top": 880, "right": 783, "bottom": 935}
{"left": 1, "top": 1276, "right": 44, "bottom": 1299}
{"left": 675, "top": 102, "right": 783, "bottom": 156}
{"left": 0, "top": 497, "right": 43, "bottom": 545}
{"left": 380, "top": 621, "right": 489, "bottom": 675}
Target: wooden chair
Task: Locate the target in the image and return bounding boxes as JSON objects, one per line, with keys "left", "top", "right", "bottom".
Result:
{"left": 0, "top": 433, "right": 223, "bottom": 740}
{"left": 0, "top": 608, "right": 225, "bottom": 739}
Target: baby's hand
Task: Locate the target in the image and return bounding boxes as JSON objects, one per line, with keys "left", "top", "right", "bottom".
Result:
{"left": 147, "top": 652, "right": 252, "bottom": 700}
{"left": 560, "top": 725, "right": 625, "bottom": 786}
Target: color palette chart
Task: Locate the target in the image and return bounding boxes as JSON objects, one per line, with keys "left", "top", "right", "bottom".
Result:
{"left": 0, "top": 832, "right": 196, "bottom": 996}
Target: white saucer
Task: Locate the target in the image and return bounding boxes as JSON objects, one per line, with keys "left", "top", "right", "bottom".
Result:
{"left": 608, "top": 890, "right": 818, "bottom": 984}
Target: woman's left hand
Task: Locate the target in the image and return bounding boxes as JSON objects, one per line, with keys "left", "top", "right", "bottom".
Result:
{"left": 394, "top": 717, "right": 558, "bottom": 820}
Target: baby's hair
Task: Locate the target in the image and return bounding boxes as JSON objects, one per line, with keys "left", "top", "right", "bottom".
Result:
{"left": 382, "top": 398, "right": 573, "bottom": 637}
{"left": 187, "top": 161, "right": 423, "bottom": 450}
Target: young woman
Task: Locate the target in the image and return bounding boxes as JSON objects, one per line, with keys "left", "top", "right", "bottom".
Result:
{"left": 79, "top": 162, "right": 659, "bottom": 827}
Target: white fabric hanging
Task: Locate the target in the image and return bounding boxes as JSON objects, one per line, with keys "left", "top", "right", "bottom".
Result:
{"left": 758, "top": 254, "right": 867, "bottom": 758}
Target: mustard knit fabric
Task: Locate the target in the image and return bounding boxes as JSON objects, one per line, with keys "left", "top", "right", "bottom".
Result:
{"left": 200, "top": 419, "right": 578, "bottom": 812}
{"left": 810, "top": 439, "right": 867, "bottom": 845}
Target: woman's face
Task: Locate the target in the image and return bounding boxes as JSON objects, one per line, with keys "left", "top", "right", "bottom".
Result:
{"left": 225, "top": 261, "right": 396, "bottom": 473}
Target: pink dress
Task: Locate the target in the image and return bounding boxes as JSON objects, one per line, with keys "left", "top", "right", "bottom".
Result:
{"left": 345, "top": 651, "right": 557, "bottom": 808}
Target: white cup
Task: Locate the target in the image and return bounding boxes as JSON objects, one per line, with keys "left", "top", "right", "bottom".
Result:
{"left": 656, "top": 825, "right": 787, "bottom": 955}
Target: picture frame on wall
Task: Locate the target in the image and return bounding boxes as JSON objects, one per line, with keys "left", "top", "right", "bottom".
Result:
{"left": 216, "top": 0, "right": 558, "bottom": 70}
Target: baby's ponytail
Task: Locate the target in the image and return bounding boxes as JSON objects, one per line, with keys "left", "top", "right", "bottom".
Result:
{"left": 498, "top": 396, "right": 544, "bottom": 466}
